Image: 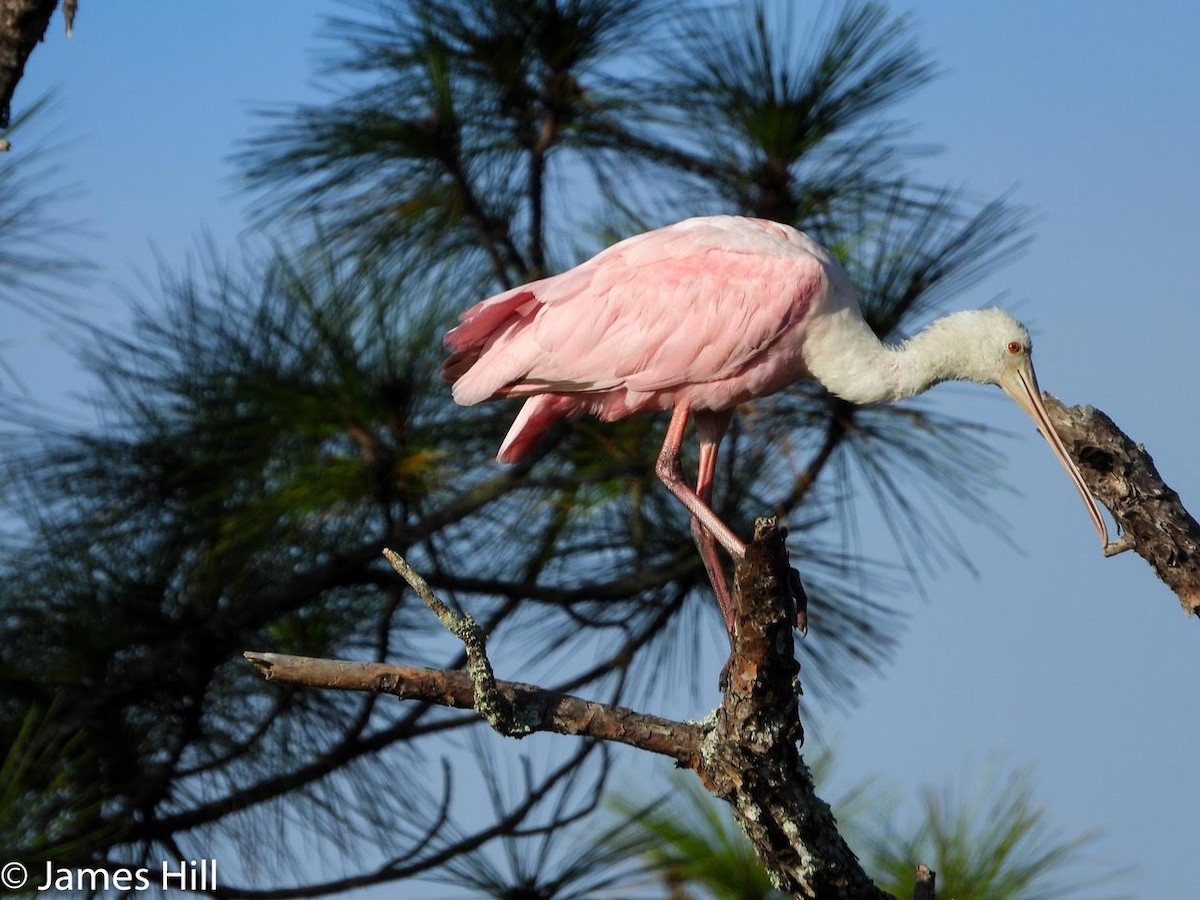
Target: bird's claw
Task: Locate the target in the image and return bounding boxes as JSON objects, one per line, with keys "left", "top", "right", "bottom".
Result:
{"left": 789, "top": 566, "right": 809, "bottom": 637}
{"left": 1103, "top": 533, "right": 1135, "bottom": 558}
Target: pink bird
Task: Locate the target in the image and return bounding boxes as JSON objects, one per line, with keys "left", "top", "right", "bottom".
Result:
{"left": 443, "top": 215, "right": 1110, "bottom": 633}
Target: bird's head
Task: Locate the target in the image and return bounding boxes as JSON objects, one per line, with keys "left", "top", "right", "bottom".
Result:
{"left": 931, "top": 308, "right": 1110, "bottom": 549}
{"left": 921, "top": 307, "right": 1032, "bottom": 386}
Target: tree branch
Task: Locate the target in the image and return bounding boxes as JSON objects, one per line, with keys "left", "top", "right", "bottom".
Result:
{"left": 245, "top": 524, "right": 899, "bottom": 898}
{"left": 242, "top": 652, "right": 702, "bottom": 764}
{"left": 913, "top": 863, "right": 937, "bottom": 900}
{"left": 0, "top": 0, "right": 60, "bottom": 134}
{"left": 697, "top": 518, "right": 891, "bottom": 899}
{"left": 211, "top": 743, "right": 601, "bottom": 899}
{"left": 380, "top": 547, "right": 526, "bottom": 736}
{"left": 1046, "top": 394, "right": 1200, "bottom": 616}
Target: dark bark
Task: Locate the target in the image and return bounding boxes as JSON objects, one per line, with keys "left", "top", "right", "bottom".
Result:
{"left": 0, "top": 0, "right": 59, "bottom": 131}
{"left": 694, "top": 519, "right": 890, "bottom": 899}
{"left": 913, "top": 863, "right": 936, "bottom": 900}
{"left": 1046, "top": 394, "right": 1200, "bottom": 616}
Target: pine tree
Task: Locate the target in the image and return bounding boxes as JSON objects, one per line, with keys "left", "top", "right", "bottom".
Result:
{"left": 1, "top": 2, "right": 1040, "bottom": 894}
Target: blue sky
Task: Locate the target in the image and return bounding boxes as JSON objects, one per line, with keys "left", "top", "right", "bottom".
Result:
{"left": 5, "top": 1, "right": 1199, "bottom": 896}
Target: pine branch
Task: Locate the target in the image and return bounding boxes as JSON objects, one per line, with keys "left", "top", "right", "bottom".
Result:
{"left": 245, "top": 522, "right": 908, "bottom": 899}
{"left": 1046, "top": 395, "right": 1200, "bottom": 616}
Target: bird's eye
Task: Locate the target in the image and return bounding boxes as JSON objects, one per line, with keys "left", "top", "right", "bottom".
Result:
{"left": 1006, "top": 340, "right": 1023, "bottom": 355}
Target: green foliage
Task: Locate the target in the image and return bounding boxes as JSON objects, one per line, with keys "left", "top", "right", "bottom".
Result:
{"left": 239, "top": 0, "right": 675, "bottom": 280}
{"left": 0, "top": 702, "right": 109, "bottom": 870}
{"left": 859, "top": 763, "right": 1131, "bottom": 900}
{"left": 0, "top": 94, "right": 92, "bottom": 320}
{"left": 654, "top": 1, "right": 937, "bottom": 226}
{"left": 609, "top": 774, "right": 786, "bottom": 900}
{"left": 609, "top": 758, "right": 1128, "bottom": 900}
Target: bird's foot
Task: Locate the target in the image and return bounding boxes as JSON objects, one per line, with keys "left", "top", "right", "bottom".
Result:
{"left": 789, "top": 566, "right": 809, "bottom": 637}
{"left": 1103, "top": 533, "right": 1135, "bottom": 557}
{"left": 777, "top": 525, "right": 809, "bottom": 636}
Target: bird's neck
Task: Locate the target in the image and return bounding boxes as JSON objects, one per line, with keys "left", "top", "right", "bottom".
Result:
{"left": 804, "top": 310, "right": 966, "bottom": 405}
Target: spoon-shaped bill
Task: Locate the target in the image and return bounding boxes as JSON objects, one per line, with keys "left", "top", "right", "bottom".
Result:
{"left": 1000, "top": 358, "right": 1110, "bottom": 548}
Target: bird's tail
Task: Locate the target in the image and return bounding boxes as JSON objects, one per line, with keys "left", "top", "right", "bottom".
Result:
{"left": 442, "top": 288, "right": 540, "bottom": 400}
{"left": 498, "top": 395, "right": 578, "bottom": 463}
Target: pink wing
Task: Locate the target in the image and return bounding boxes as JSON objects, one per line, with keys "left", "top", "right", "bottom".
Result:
{"left": 444, "top": 217, "right": 827, "bottom": 406}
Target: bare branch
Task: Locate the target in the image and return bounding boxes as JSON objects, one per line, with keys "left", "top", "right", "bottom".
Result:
{"left": 913, "top": 863, "right": 936, "bottom": 900}
{"left": 242, "top": 651, "right": 702, "bottom": 764}
{"left": 1046, "top": 395, "right": 1200, "bottom": 616}
{"left": 381, "top": 547, "right": 526, "bottom": 737}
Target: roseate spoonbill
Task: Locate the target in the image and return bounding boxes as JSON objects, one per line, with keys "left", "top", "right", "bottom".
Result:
{"left": 443, "top": 215, "right": 1110, "bottom": 631}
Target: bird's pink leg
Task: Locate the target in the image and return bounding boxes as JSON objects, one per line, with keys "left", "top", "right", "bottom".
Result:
{"left": 691, "top": 410, "right": 735, "bottom": 633}
{"left": 655, "top": 404, "right": 747, "bottom": 561}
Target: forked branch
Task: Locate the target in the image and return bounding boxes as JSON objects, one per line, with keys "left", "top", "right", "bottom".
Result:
{"left": 246, "top": 521, "right": 900, "bottom": 899}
